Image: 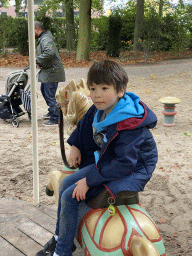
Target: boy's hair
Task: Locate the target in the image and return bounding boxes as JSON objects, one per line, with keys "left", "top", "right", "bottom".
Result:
{"left": 87, "top": 60, "right": 128, "bottom": 93}
{"left": 34, "top": 21, "right": 45, "bottom": 31}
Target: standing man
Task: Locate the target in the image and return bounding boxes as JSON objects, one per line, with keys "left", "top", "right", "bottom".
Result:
{"left": 35, "top": 21, "right": 65, "bottom": 126}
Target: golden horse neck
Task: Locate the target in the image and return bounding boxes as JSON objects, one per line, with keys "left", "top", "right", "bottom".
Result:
{"left": 67, "top": 92, "right": 92, "bottom": 125}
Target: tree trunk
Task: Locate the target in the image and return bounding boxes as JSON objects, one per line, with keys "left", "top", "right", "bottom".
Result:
{"left": 159, "top": 0, "right": 163, "bottom": 19}
{"left": 133, "top": 0, "right": 144, "bottom": 52}
{"left": 76, "top": 0, "right": 91, "bottom": 61}
{"left": 64, "top": 0, "right": 75, "bottom": 51}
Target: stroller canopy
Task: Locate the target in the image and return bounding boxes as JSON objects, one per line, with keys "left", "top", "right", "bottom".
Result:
{"left": 6, "top": 70, "right": 28, "bottom": 94}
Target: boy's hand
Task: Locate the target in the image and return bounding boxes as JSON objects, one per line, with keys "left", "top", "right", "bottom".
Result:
{"left": 72, "top": 178, "right": 89, "bottom": 201}
{"left": 68, "top": 145, "right": 81, "bottom": 168}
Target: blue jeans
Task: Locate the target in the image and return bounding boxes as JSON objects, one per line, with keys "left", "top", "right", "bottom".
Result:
{"left": 54, "top": 165, "right": 104, "bottom": 256}
{"left": 40, "top": 82, "right": 59, "bottom": 123}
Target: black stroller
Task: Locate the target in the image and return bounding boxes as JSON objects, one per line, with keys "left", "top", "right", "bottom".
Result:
{"left": 0, "top": 67, "right": 32, "bottom": 127}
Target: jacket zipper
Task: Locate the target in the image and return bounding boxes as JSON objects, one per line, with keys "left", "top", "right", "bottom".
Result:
{"left": 96, "top": 131, "right": 118, "bottom": 199}
{"left": 96, "top": 131, "right": 118, "bottom": 168}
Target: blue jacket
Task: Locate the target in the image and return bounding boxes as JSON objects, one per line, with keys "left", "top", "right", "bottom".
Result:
{"left": 67, "top": 98, "right": 158, "bottom": 197}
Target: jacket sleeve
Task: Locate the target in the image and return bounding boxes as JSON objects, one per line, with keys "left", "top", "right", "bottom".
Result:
{"left": 36, "top": 38, "right": 55, "bottom": 67}
{"left": 67, "top": 117, "right": 82, "bottom": 150}
{"left": 67, "top": 105, "right": 97, "bottom": 150}
{"left": 86, "top": 128, "right": 147, "bottom": 187}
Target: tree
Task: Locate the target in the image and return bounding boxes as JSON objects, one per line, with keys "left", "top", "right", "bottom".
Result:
{"left": 159, "top": 0, "right": 163, "bottom": 19}
{"left": 133, "top": 0, "right": 144, "bottom": 51}
{"left": 76, "top": 0, "right": 91, "bottom": 60}
{"left": 64, "top": 0, "right": 75, "bottom": 50}
{"left": 0, "top": 0, "right": 9, "bottom": 7}
{"left": 0, "top": 0, "right": 22, "bottom": 13}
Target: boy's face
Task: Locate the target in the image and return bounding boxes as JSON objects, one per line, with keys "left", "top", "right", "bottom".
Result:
{"left": 89, "top": 83, "right": 124, "bottom": 115}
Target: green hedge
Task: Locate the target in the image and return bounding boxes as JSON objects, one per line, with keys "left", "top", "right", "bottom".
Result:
{"left": 0, "top": 16, "right": 15, "bottom": 52}
{"left": 91, "top": 16, "right": 109, "bottom": 50}
{"left": 0, "top": 16, "right": 29, "bottom": 55}
{"left": 0, "top": 7, "right": 192, "bottom": 56}
{"left": 15, "top": 18, "right": 29, "bottom": 55}
{"left": 106, "top": 14, "right": 122, "bottom": 57}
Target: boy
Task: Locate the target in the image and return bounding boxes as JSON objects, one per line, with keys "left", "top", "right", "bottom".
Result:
{"left": 36, "top": 60, "right": 158, "bottom": 256}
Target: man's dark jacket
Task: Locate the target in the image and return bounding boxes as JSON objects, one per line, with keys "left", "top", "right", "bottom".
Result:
{"left": 36, "top": 31, "right": 65, "bottom": 83}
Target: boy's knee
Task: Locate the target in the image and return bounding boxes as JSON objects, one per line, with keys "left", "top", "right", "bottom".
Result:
{"left": 60, "top": 186, "right": 77, "bottom": 205}
{"left": 59, "top": 175, "right": 73, "bottom": 194}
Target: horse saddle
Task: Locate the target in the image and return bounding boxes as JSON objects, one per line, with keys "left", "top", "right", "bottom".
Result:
{"left": 86, "top": 188, "right": 139, "bottom": 209}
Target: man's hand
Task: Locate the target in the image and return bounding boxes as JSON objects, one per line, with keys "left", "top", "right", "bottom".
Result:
{"left": 68, "top": 145, "right": 81, "bottom": 168}
{"left": 36, "top": 63, "right": 42, "bottom": 69}
{"left": 72, "top": 178, "right": 89, "bottom": 201}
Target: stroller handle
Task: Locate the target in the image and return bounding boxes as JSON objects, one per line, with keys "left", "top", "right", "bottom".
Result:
{"left": 24, "top": 66, "right": 41, "bottom": 75}
{"left": 24, "top": 66, "right": 30, "bottom": 72}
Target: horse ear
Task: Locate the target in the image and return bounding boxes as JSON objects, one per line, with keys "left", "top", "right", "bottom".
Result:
{"left": 70, "top": 80, "right": 78, "bottom": 92}
{"left": 79, "top": 78, "right": 86, "bottom": 89}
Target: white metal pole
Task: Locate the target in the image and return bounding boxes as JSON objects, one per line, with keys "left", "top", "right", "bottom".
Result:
{"left": 27, "top": 0, "right": 39, "bottom": 206}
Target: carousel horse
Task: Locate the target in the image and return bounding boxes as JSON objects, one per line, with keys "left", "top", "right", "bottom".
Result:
{"left": 46, "top": 83, "right": 166, "bottom": 256}
{"left": 55, "top": 78, "right": 92, "bottom": 135}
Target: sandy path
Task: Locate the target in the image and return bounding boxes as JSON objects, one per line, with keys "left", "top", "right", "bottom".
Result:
{"left": 0, "top": 59, "right": 192, "bottom": 255}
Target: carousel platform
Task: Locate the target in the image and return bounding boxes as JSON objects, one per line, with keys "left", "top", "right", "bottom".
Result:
{"left": 0, "top": 198, "right": 84, "bottom": 256}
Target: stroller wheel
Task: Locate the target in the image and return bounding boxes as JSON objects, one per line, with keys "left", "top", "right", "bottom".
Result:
{"left": 12, "top": 119, "right": 19, "bottom": 127}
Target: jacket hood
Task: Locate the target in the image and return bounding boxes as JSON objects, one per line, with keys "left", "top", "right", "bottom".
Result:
{"left": 117, "top": 101, "right": 157, "bottom": 131}
{"left": 92, "top": 92, "right": 145, "bottom": 133}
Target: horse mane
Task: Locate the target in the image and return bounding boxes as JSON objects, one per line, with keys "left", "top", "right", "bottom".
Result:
{"left": 67, "top": 92, "right": 91, "bottom": 126}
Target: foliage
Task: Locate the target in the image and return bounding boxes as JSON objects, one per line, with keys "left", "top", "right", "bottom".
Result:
{"left": 174, "top": 3, "right": 192, "bottom": 50}
{"left": 118, "top": 2, "right": 136, "bottom": 51}
{"left": 91, "top": 16, "right": 108, "bottom": 50}
{"left": 51, "top": 17, "right": 67, "bottom": 49}
{"left": 34, "top": 0, "right": 103, "bottom": 16}
{"left": 0, "top": 0, "right": 9, "bottom": 7}
{"left": 160, "top": 14, "right": 180, "bottom": 51}
{"left": 35, "top": 11, "right": 67, "bottom": 49}
{"left": 1, "top": 0, "right": 23, "bottom": 13}
{"left": 141, "top": 7, "right": 161, "bottom": 58}
{"left": 1, "top": 0, "right": 192, "bottom": 57}
{"left": 106, "top": 12, "right": 122, "bottom": 57}
{"left": 14, "top": 18, "right": 29, "bottom": 55}
{"left": 14, "top": 0, "right": 22, "bottom": 13}
{"left": 0, "top": 15, "right": 14, "bottom": 54}
{"left": 35, "top": 0, "right": 61, "bottom": 17}
{"left": 132, "top": 0, "right": 192, "bottom": 55}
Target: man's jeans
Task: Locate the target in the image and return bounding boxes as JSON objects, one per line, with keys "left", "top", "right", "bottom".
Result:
{"left": 54, "top": 165, "right": 104, "bottom": 256}
{"left": 40, "top": 82, "right": 59, "bottom": 123}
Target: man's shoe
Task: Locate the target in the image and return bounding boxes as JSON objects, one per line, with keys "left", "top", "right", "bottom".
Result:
{"left": 43, "top": 113, "right": 50, "bottom": 119}
{"left": 43, "top": 120, "right": 58, "bottom": 126}
{"left": 35, "top": 236, "right": 56, "bottom": 256}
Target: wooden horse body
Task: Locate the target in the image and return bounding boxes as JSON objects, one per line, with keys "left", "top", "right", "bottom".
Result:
{"left": 78, "top": 204, "right": 165, "bottom": 256}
